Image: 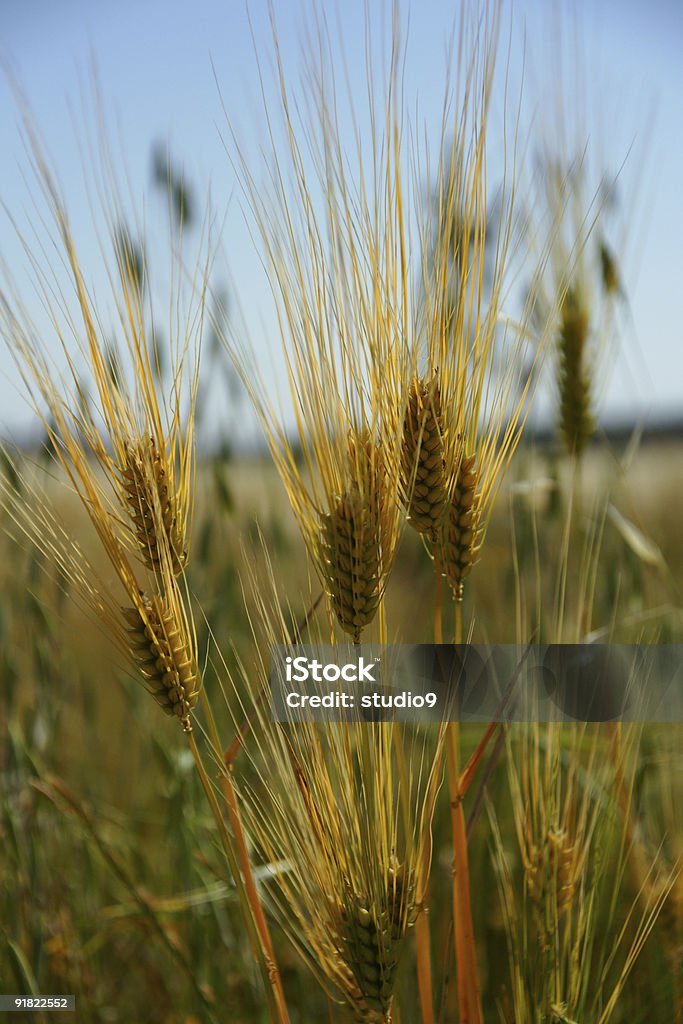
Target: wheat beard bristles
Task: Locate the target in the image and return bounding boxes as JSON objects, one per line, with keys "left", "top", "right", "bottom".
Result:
{"left": 320, "top": 434, "right": 385, "bottom": 642}
{"left": 557, "top": 286, "right": 594, "bottom": 458}
{"left": 441, "top": 453, "right": 481, "bottom": 601}
{"left": 400, "top": 374, "right": 448, "bottom": 541}
{"left": 124, "top": 595, "right": 200, "bottom": 726}
{"left": 121, "top": 439, "right": 187, "bottom": 575}
{"left": 338, "top": 862, "right": 414, "bottom": 1023}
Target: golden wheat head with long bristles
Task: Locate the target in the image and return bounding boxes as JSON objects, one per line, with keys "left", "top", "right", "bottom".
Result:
{"left": 221, "top": 12, "right": 415, "bottom": 641}
{"left": 319, "top": 429, "right": 390, "bottom": 641}
{"left": 0, "top": 106, "right": 207, "bottom": 730}
{"left": 216, "top": 558, "right": 443, "bottom": 1023}
{"left": 0, "top": 452, "right": 201, "bottom": 729}
{"left": 493, "top": 717, "right": 675, "bottom": 1024}
{"left": 386, "top": 1, "right": 564, "bottom": 612}
{"left": 400, "top": 374, "right": 448, "bottom": 541}
{"left": 0, "top": 95, "right": 204, "bottom": 581}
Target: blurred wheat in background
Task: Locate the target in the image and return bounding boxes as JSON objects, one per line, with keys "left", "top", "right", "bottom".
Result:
{"left": 0, "top": 1, "right": 682, "bottom": 1022}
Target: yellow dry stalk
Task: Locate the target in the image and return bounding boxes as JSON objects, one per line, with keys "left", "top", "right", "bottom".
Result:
{"left": 219, "top": 573, "right": 444, "bottom": 1022}
{"left": 223, "top": 10, "right": 410, "bottom": 640}
{"left": 0, "top": 105, "right": 203, "bottom": 576}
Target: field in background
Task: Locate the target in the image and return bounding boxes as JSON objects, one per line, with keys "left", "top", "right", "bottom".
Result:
{"left": 1, "top": 438, "right": 681, "bottom": 1022}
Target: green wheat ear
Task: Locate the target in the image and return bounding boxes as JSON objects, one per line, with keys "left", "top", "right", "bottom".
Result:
{"left": 338, "top": 860, "right": 415, "bottom": 1022}
{"left": 557, "top": 285, "right": 594, "bottom": 457}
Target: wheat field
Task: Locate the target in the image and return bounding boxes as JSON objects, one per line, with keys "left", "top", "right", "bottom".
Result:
{"left": 1, "top": 3, "right": 682, "bottom": 1023}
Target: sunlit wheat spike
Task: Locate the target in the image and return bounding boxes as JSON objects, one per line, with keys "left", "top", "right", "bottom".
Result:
{"left": 441, "top": 453, "right": 482, "bottom": 601}
{"left": 319, "top": 429, "right": 387, "bottom": 641}
{"left": 409, "top": 1, "right": 558, "bottom": 608}
{"left": 521, "top": 8, "right": 636, "bottom": 468}
{"left": 220, "top": 9, "right": 409, "bottom": 640}
{"left": 121, "top": 437, "right": 187, "bottom": 576}
{"left": 0, "top": 446, "right": 201, "bottom": 731}
{"left": 400, "top": 374, "right": 448, "bottom": 541}
{"left": 557, "top": 285, "right": 594, "bottom": 457}
{"left": 0, "top": 119, "right": 203, "bottom": 723}
{"left": 320, "top": 492, "right": 381, "bottom": 641}
{"left": 124, "top": 589, "right": 200, "bottom": 724}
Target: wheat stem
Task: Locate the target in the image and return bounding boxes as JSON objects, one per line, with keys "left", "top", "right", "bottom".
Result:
{"left": 202, "top": 697, "right": 291, "bottom": 1023}
{"left": 411, "top": 552, "right": 446, "bottom": 1024}
{"left": 187, "top": 730, "right": 289, "bottom": 1023}
{"left": 446, "top": 724, "right": 482, "bottom": 1024}
{"left": 445, "top": 597, "right": 483, "bottom": 1023}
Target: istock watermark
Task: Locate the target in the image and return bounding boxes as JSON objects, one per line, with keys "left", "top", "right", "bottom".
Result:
{"left": 284, "top": 655, "right": 378, "bottom": 684}
{"left": 270, "top": 644, "right": 683, "bottom": 724}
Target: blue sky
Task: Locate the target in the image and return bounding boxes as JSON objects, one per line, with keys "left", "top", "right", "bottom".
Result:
{"left": 1, "top": 0, "right": 682, "bottom": 440}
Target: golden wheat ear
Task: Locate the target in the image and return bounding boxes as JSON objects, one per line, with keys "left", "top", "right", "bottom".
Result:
{"left": 319, "top": 429, "right": 388, "bottom": 641}
{"left": 214, "top": 548, "right": 444, "bottom": 1023}
{"left": 441, "top": 452, "right": 483, "bottom": 601}
{"left": 0, "top": 93, "right": 203, "bottom": 584}
{"left": 400, "top": 374, "right": 448, "bottom": 541}
{"left": 123, "top": 588, "right": 200, "bottom": 725}
{"left": 120, "top": 437, "right": 188, "bottom": 576}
